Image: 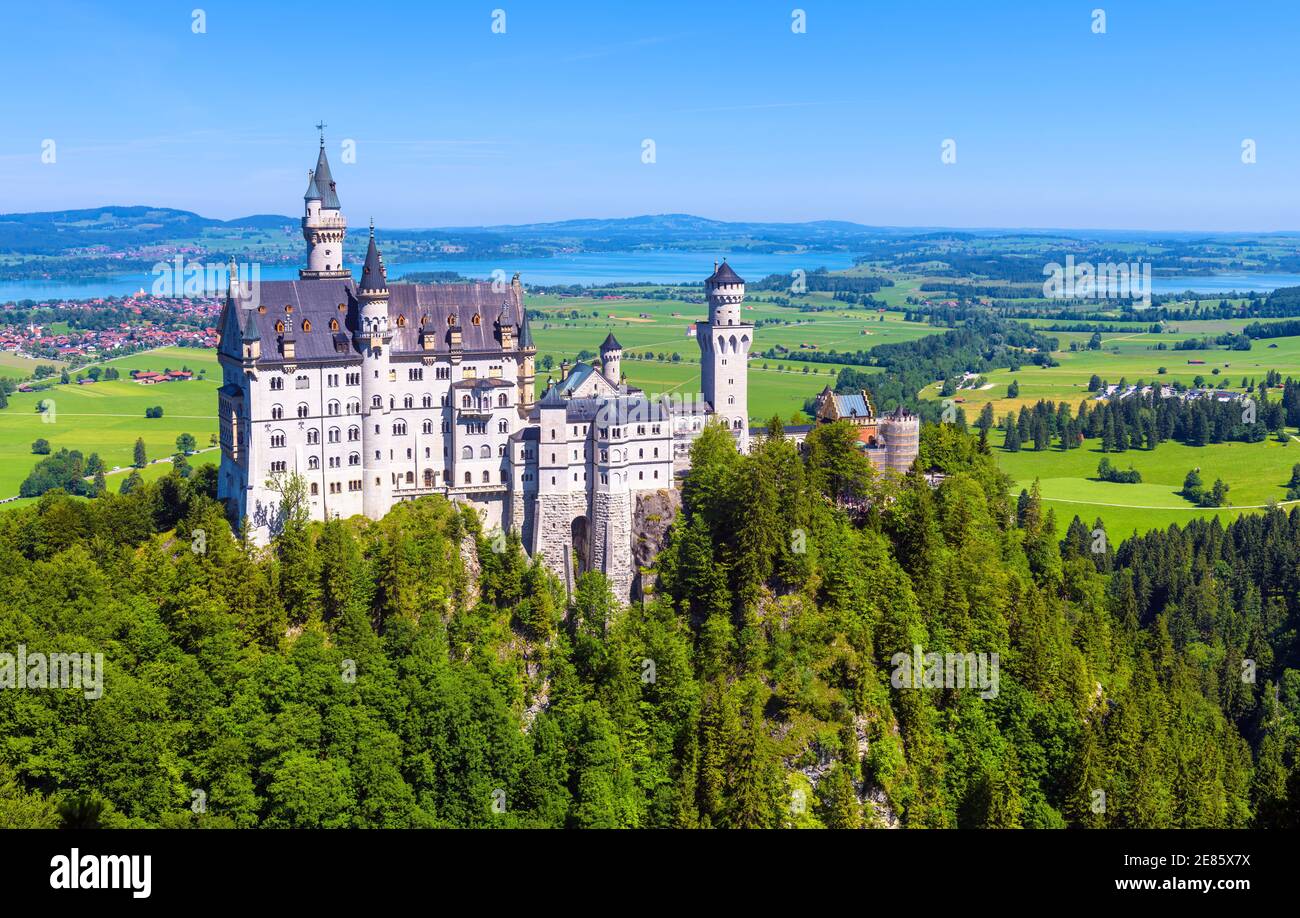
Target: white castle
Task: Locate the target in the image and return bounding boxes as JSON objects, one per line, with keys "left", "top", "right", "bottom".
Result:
{"left": 216, "top": 138, "right": 918, "bottom": 598}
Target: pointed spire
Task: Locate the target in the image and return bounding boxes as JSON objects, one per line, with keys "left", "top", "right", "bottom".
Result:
{"left": 517, "top": 307, "right": 535, "bottom": 349}
{"left": 313, "top": 143, "right": 339, "bottom": 209}
{"left": 358, "top": 220, "right": 387, "bottom": 295}
{"left": 304, "top": 168, "right": 321, "bottom": 201}
{"left": 600, "top": 331, "right": 622, "bottom": 352}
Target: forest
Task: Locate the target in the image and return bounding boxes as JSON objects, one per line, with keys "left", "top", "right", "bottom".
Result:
{"left": 0, "top": 418, "right": 1297, "bottom": 828}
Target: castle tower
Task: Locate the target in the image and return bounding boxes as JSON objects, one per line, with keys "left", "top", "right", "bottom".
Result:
{"left": 301, "top": 131, "right": 349, "bottom": 280}
{"left": 516, "top": 282, "right": 537, "bottom": 414}
{"left": 532, "top": 381, "right": 576, "bottom": 592}
{"left": 355, "top": 222, "right": 393, "bottom": 519}
{"left": 699, "top": 260, "right": 753, "bottom": 449}
{"left": 599, "top": 331, "right": 623, "bottom": 387}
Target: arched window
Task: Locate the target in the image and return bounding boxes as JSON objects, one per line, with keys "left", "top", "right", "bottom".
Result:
{"left": 422, "top": 420, "right": 433, "bottom": 434}
{"left": 461, "top": 446, "right": 472, "bottom": 459}
{"left": 403, "top": 395, "right": 413, "bottom": 409}
{"left": 328, "top": 427, "right": 340, "bottom": 443}
{"left": 422, "top": 394, "right": 432, "bottom": 408}
{"left": 424, "top": 469, "right": 434, "bottom": 487}
{"left": 372, "top": 395, "right": 382, "bottom": 408}
{"left": 733, "top": 418, "right": 742, "bottom": 429}
{"left": 498, "top": 393, "right": 508, "bottom": 406}
{"left": 270, "top": 431, "right": 285, "bottom": 448}
{"left": 479, "top": 445, "right": 491, "bottom": 458}
{"left": 462, "top": 395, "right": 471, "bottom": 408}
{"left": 270, "top": 404, "right": 283, "bottom": 420}
{"left": 349, "top": 452, "right": 360, "bottom": 466}
{"left": 306, "top": 429, "right": 319, "bottom": 445}
{"left": 270, "top": 376, "right": 284, "bottom": 391}
{"left": 393, "top": 421, "right": 407, "bottom": 436}
{"left": 308, "top": 455, "right": 320, "bottom": 469}
{"left": 327, "top": 400, "right": 340, "bottom": 415}
{"left": 405, "top": 471, "right": 414, "bottom": 484}
{"left": 347, "top": 400, "right": 360, "bottom": 414}
{"left": 498, "top": 420, "right": 508, "bottom": 433}
{"left": 464, "top": 472, "right": 472, "bottom": 484}
{"left": 297, "top": 403, "right": 309, "bottom": 418}
{"left": 348, "top": 426, "right": 360, "bottom": 441}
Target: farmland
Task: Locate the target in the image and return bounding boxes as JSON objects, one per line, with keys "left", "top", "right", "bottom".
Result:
{"left": 0, "top": 345, "right": 217, "bottom": 499}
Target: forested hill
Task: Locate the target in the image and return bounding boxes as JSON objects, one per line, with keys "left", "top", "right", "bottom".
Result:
{"left": 0, "top": 420, "right": 1296, "bottom": 828}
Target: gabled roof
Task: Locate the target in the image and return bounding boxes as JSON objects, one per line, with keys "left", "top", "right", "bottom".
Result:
{"left": 706, "top": 260, "right": 744, "bottom": 286}
{"left": 313, "top": 144, "right": 340, "bottom": 209}
{"left": 600, "top": 331, "right": 622, "bottom": 351}
{"left": 833, "top": 392, "right": 872, "bottom": 418}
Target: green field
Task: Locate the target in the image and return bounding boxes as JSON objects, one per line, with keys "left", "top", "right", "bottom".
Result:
{"left": 997, "top": 426, "right": 1300, "bottom": 538}
{"left": 923, "top": 323, "right": 1300, "bottom": 421}
{"left": 0, "top": 346, "right": 218, "bottom": 498}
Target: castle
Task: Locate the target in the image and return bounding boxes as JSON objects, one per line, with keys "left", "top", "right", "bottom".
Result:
{"left": 216, "top": 138, "right": 918, "bottom": 598}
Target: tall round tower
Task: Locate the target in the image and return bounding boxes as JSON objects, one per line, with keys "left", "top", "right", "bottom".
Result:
{"left": 699, "top": 260, "right": 754, "bottom": 448}
{"left": 355, "top": 222, "right": 393, "bottom": 519}
{"left": 301, "top": 133, "right": 349, "bottom": 279}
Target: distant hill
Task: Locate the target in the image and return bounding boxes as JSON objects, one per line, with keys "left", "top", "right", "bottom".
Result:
{"left": 0, "top": 207, "right": 295, "bottom": 254}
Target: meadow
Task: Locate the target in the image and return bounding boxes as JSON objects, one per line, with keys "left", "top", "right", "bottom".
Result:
{"left": 0, "top": 346, "right": 218, "bottom": 498}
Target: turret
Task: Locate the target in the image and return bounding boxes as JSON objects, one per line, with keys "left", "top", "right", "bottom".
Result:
{"left": 300, "top": 133, "right": 349, "bottom": 279}
{"left": 355, "top": 221, "right": 392, "bottom": 519}
{"left": 599, "top": 331, "right": 623, "bottom": 386}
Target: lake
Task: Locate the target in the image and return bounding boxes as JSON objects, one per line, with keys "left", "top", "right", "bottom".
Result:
{"left": 0, "top": 250, "right": 861, "bottom": 303}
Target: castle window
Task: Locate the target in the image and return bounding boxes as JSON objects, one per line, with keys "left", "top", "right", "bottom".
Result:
{"left": 462, "top": 395, "right": 471, "bottom": 408}
{"left": 347, "top": 399, "right": 360, "bottom": 414}
{"left": 271, "top": 404, "right": 283, "bottom": 420}
{"left": 394, "top": 421, "right": 407, "bottom": 436}
{"left": 296, "top": 375, "right": 309, "bottom": 389}
{"left": 422, "top": 420, "right": 433, "bottom": 434}
{"left": 465, "top": 472, "right": 472, "bottom": 484}
{"left": 275, "top": 321, "right": 285, "bottom": 334}
{"left": 297, "top": 403, "right": 309, "bottom": 418}
{"left": 302, "top": 319, "right": 312, "bottom": 333}
{"left": 328, "top": 428, "right": 340, "bottom": 443}
{"left": 372, "top": 396, "right": 382, "bottom": 408}
{"left": 498, "top": 420, "right": 508, "bottom": 433}
{"left": 461, "top": 446, "right": 472, "bottom": 459}
{"left": 270, "top": 431, "right": 285, "bottom": 448}
{"left": 271, "top": 461, "right": 287, "bottom": 473}
{"left": 482, "top": 471, "right": 490, "bottom": 482}
{"left": 329, "top": 318, "right": 339, "bottom": 332}
{"left": 270, "top": 376, "right": 284, "bottom": 390}
{"left": 479, "top": 445, "right": 490, "bottom": 458}
{"left": 328, "top": 400, "right": 340, "bottom": 415}
{"left": 498, "top": 393, "right": 508, "bottom": 407}
{"left": 442, "top": 421, "right": 450, "bottom": 433}
{"left": 307, "top": 429, "right": 319, "bottom": 444}
{"left": 349, "top": 452, "right": 360, "bottom": 466}
{"left": 396, "top": 315, "right": 407, "bottom": 327}
{"left": 308, "top": 455, "right": 320, "bottom": 469}
{"left": 348, "top": 426, "right": 360, "bottom": 441}
{"left": 471, "top": 313, "right": 480, "bottom": 326}
{"left": 404, "top": 395, "right": 414, "bottom": 409}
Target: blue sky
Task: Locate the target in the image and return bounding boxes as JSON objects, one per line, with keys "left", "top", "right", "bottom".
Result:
{"left": 2, "top": 0, "right": 1299, "bottom": 231}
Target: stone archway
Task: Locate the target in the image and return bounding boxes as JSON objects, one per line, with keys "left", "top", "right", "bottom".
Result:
{"left": 571, "top": 515, "right": 590, "bottom": 574}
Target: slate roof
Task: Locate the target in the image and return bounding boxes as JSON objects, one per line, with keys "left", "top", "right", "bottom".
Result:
{"left": 223, "top": 277, "right": 527, "bottom": 364}
{"left": 358, "top": 227, "right": 387, "bottom": 293}
{"left": 600, "top": 332, "right": 622, "bottom": 351}
{"left": 313, "top": 145, "right": 340, "bottom": 209}
{"left": 304, "top": 170, "right": 321, "bottom": 201}
{"left": 706, "top": 260, "right": 744, "bottom": 286}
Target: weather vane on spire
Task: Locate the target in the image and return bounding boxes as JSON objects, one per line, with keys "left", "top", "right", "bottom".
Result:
{"left": 316, "top": 120, "right": 327, "bottom": 146}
